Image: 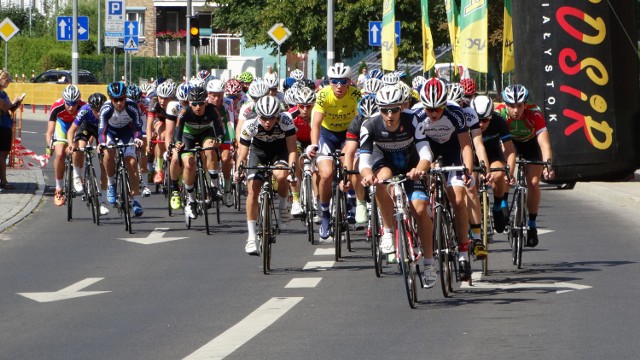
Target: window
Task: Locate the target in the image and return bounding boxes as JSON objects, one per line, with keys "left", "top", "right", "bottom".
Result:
{"left": 166, "top": 11, "right": 179, "bottom": 32}
{"left": 126, "top": 10, "right": 145, "bottom": 37}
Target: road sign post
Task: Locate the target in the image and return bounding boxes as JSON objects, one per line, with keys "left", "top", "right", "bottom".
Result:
{"left": 0, "top": 17, "right": 20, "bottom": 70}
{"left": 268, "top": 23, "right": 291, "bottom": 77}
{"left": 105, "top": 0, "right": 125, "bottom": 48}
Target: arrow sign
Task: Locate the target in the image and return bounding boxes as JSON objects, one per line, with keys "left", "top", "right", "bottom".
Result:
{"left": 56, "top": 16, "right": 89, "bottom": 41}
{"left": 18, "top": 278, "right": 111, "bottom": 303}
{"left": 118, "top": 227, "right": 188, "bottom": 244}
{"left": 461, "top": 274, "right": 592, "bottom": 294}
{"left": 369, "top": 21, "right": 400, "bottom": 47}
{"left": 58, "top": 18, "right": 68, "bottom": 40}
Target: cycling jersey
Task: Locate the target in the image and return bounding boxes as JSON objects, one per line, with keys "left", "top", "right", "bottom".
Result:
{"left": 147, "top": 97, "right": 181, "bottom": 123}
{"left": 213, "top": 99, "right": 235, "bottom": 146}
{"left": 72, "top": 104, "right": 99, "bottom": 142}
{"left": 314, "top": 85, "right": 361, "bottom": 132}
{"left": 50, "top": 98, "right": 86, "bottom": 144}
{"left": 495, "top": 103, "right": 547, "bottom": 142}
{"left": 293, "top": 115, "right": 312, "bottom": 144}
{"left": 98, "top": 99, "right": 143, "bottom": 144}
{"left": 346, "top": 114, "right": 367, "bottom": 143}
{"left": 481, "top": 113, "right": 513, "bottom": 163}
{"left": 414, "top": 104, "right": 467, "bottom": 166}
{"left": 174, "top": 104, "right": 224, "bottom": 145}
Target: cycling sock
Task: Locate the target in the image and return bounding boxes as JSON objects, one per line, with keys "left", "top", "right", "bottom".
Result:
{"left": 292, "top": 192, "right": 299, "bottom": 202}
{"left": 528, "top": 213, "right": 537, "bottom": 228}
{"left": 74, "top": 166, "right": 84, "bottom": 178}
{"left": 383, "top": 228, "right": 392, "bottom": 236}
{"left": 502, "top": 193, "right": 509, "bottom": 206}
{"left": 140, "top": 174, "right": 148, "bottom": 187}
{"left": 108, "top": 176, "right": 115, "bottom": 186}
{"left": 501, "top": 199, "right": 509, "bottom": 209}
{"left": 185, "top": 184, "right": 195, "bottom": 202}
{"left": 171, "top": 180, "right": 179, "bottom": 192}
{"left": 320, "top": 202, "right": 330, "bottom": 213}
{"left": 247, "top": 220, "right": 256, "bottom": 239}
{"left": 471, "top": 224, "right": 481, "bottom": 240}
{"left": 55, "top": 179, "right": 63, "bottom": 190}
{"left": 224, "top": 179, "right": 231, "bottom": 192}
{"left": 459, "top": 252, "right": 470, "bottom": 262}
{"left": 156, "top": 157, "right": 163, "bottom": 171}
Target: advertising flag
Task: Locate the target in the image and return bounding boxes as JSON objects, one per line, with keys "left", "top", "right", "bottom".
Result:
{"left": 502, "top": 0, "right": 515, "bottom": 73}
{"left": 458, "top": 0, "right": 488, "bottom": 72}
{"left": 381, "top": 0, "right": 397, "bottom": 71}
{"left": 420, "top": 0, "right": 436, "bottom": 72}
{"left": 444, "top": 0, "right": 460, "bottom": 74}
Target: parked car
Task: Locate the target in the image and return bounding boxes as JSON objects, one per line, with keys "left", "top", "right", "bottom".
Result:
{"left": 31, "top": 69, "right": 100, "bottom": 84}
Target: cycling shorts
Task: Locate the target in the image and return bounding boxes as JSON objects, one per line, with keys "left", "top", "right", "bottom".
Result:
{"left": 104, "top": 127, "right": 137, "bottom": 159}
{"left": 246, "top": 146, "right": 289, "bottom": 182}
{"left": 514, "top": 139, "right": 542, "bottom": 162}
{"left": 73, "top": 122, "right": 98, "bottom": 143}
{"left": 317, "top": 127, "right": 346, "bottom": 162}
{"left": 179, "top": 128, "right": 216, "bottom": 159}
{"left": 53, "top": 119, "right": 72, "bottom": 145}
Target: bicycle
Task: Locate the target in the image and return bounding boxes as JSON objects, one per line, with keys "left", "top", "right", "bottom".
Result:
{"left": 428, "top": 163, "right": 468, "bottom": 297}
{"left": 238, "top": 162, "right": 294, "bottom": 274}
{"left": 103, "top": 140, "right": 137, "bottom": 234}
{"left": 74, "top": 145, "right": 103, "bottom": 225}
{"left": 507, "top": 157, "right": 552, "bottom": 269}
{"left": 379, "top": 175, "right": 425, "bottom": 308}
{"left": 179, "top": 144, "right": 217, "bottom": 235}
{"left": 366, "top": 184, "right": 384, "bottom": 278}
{"left": 327, "top": 149, "right": 351, "bottom": 261}
{"left": 63, "top": 152, "right": 75, "bottom": 222}
{"left": 298, "top": 154, "right": 315, "bottom": 244}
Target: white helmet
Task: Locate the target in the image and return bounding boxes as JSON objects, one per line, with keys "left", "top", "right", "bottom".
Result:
{"left": 255, "top": 95, "right": 281, "bottom": 118}
{"left": 156, "top": 81, "right": 177, "bottom": 98}
{"left": 284, "top": 88, "right": 297, "bottom": 106}
{"left": 381, "top": 72, "right": 400, "bottom": 86}
{"left": 358, "top": 95, "right": 379, "bottom": 118}
{"left": 447, "top": 83, "right": 465, "bottom": 103}
{"left": 295, "top": 86, "right": 316, "bottom": 105}
{"left": 247, "top": 81, "right": 270, "bottom": 100}
{"left": 140, "top": 82, "right": 156, "bottom": 95}
{"left": 62, "top": 85, "right": 81, "bottom": 102}
{"left": 420, "top": 78, "right": 448, "bottom": 108}
{"left": 290, "top": 69, "right": 304, "bottom": 81}
{"left": 189, "top": 78, "right": 205, "bottom": 88}
{"left": 412, "top": 75, "right": 427, "bottom": 90}
{"left": 397, "top": 82, "right": 412, "bottom": 104}
{"left": 206, "top": 79, "right": 225, "bottom": 93}
{"left": 264, "top": 76, "right": 279, "bottom": 89}
{"left": 327, "top": 62, "right": 350, "bottom": 79}
{"left": 363, "top": 78, "right": 383, "bottom": 95}
{"left": 470, "top": 95, "right": 495, "bottom": 119}
{"left": 375, "top": 85, "right": 403, "bottom": 107}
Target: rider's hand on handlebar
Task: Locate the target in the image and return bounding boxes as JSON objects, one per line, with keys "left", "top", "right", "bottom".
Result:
{"left": 543, "top": 167, "right": 555, "bottom": 181}
{"left": 305, "top": 144, "right": 318, "bottom": 158}
{"left": 134, "top": 138, "right": 144, "bottom": 148}
{"left": 361, "top": 174, "right": 378, "bottom": 187}
{"left": 406, "top": 168, "right": 426, "bottom": 181}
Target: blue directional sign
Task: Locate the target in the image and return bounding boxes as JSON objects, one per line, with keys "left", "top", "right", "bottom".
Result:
{"left": 56, "top": 16, "right": 89, "bottom": 41}
{"left": 124, "top": 21, "right": 139, "bottom": 51}
{"left": 368, "top": 21, "right": 401, "bottom": 47}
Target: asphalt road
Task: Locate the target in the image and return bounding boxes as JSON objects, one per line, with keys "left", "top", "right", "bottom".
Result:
{"left": 1, "top": 119, "right": 639, "bottom": 359}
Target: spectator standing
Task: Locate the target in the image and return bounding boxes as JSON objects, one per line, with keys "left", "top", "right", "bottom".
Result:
{"left": 0, "top": 69, "right": 25, "bottom": 190}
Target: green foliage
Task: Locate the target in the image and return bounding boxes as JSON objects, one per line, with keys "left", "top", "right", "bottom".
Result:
{"left": 358, "top": 61, "right": 368, "bottom": 73}
{"left": 0, "top": 4, "right": 51, "bottom": 37}
{"left": 41, "top": 50, "right": 72, "bottom": 70}
{"left": 315, "top": 61, "right": 323, "bottom": 80}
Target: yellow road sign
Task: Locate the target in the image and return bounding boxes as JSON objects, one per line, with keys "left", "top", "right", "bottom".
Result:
{"left": 0, "top": 18, "right": 19, "bottom": 42}
{"left": 268, "top": 23, "right": 291, "bottom": 46}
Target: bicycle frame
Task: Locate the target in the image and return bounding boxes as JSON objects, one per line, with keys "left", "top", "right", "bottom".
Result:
{"left": 179, "top": 145, "right": 217, "bottom": 235}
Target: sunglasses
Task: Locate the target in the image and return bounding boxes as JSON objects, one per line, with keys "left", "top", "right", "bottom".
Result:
{"left": 330, "top": 78, "right": 349, "bottom": 86}
{"left": 381, "top": 106, "right": 402, "bottom": 114}
{"left": 297, "top": 104, "right": 313, "bottom": 109}
{"left": 65, "top": 101, "right": 79, "bottom": 106}
{"left": 191, "top": 101, "right": 206, "bottom": 107}
{"left": 426, "top": 106, "right": 445, "bottom": 112}
{"left": 111, "top": 97, "right": 126, "bottom": 103}
{"left": 260, "top": 115, "right": 278, "bottom": 122}
{"left": 480, "top": 117, "right": 491, "bottom": 123}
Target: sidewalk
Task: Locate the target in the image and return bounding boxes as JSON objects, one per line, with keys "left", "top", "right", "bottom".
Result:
{"left": 0, "top": 168, "right": 46, "bottom": 233}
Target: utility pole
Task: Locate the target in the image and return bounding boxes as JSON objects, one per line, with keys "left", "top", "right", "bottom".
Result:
{"left": 72, "top": 0, "right": 79, "bottom": 85}
{"left": 185, "top": 0, "right": 192, "bottom": 80}
{"left": 327, "top": 0, "right": 334, "bottom": 72}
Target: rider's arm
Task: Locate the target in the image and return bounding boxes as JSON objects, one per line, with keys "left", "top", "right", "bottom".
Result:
{"left": 471, "top": 128, "right": 489, "bottom": 175}
{"left": 66, "top": 123, "right": 79, "bottom": 150}
{"left": 286, "top": 134, "right": 298, "bottom": 169}
{"left": 458, "top": 132, "right": 474, "bottom": 175}
{"left": 310, "top": 107, "right": 324, "bottom": 147}
{"left": 173, "top": 109, "right": 187, "bottom": 145}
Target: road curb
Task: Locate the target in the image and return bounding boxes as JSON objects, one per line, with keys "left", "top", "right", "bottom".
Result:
{"left": 0, "top": 169, "right": 46, "bottom": 233}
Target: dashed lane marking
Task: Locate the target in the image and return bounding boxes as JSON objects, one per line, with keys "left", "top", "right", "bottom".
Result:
{"left": 285, "top": 277, "right": 322, "bottom": 288}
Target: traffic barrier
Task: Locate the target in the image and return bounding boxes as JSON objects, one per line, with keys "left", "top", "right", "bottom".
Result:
{"left": 4, "top": 83, "right": 108, "bottom": 113}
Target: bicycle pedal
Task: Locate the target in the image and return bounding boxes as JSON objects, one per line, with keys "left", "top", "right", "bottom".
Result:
{"left": 387, "top": 253, "right": 398, "bottom": 264}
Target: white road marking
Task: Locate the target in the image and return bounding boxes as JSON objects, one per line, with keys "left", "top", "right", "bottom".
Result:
{"left": 183, "top": 297, "right": 303, "bottom": 360}
{"left": 21, "top": 130, "right": 38, "bottom": 134}
{"left": 118, "top": 227, "right": 189, "bottom": 245}
{"left": 536, "top": 228, "right": 554, "bottom": 235}
{"left": 460, "top": 272, "right": 591, "bottom": 294}
{"left": 18, "top": 277, "right": 111, "bottom": 302}
{"left": 313, "top": 248, "right": 335, "bottom": 256}
{"left": 285, "top": 277, "right": 322, "bottom": 288}
{"left": 302, "top": 261, "right": 335, "bottom": 270}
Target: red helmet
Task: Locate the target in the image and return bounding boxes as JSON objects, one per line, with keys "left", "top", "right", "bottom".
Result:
{"left": 225, "top": 79, "right": 243, "bottom": 96}
{"left": 460, "top": 78, "right": 477, "bottom": 96}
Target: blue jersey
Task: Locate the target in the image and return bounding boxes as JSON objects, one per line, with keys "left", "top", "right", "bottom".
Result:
{"left": 98, "top": 99, "right": 142, "bottom": 143}
{"left": 73, "top": 104, "right": 99, "bottom": 127}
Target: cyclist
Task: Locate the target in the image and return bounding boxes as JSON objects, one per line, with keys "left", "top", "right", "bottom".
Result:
{"left": 415, "top": 77, "right": 475, "bottom": 281}
{"left": 289, "top": 86, "right": 316, "bottom": 218}
{"left": 45, "top": 85, "right": 85, "bottom": 206}
{"left": 146, "top": 81, "right": 179, "bottom": 186}
{"left": 447, "top": 82, "right": 490, "bottom": 259}
{"left": 359, "top": 85, "right": 437, "bottom": 288}
{"left": 238, "top": 71, "right": 254, "bottom": 93}
{"left": 166, "top": 82, "right": 192, "bottom": 209}
{"left": 264, "top": 76, "right": 286, "bottom": 107}
{"left": 66, "top": 92, "right": 110, "bottom": 216}
{"left": 361, "top": 77, "right": 383, "bottom": 96}
{"left": 235, "top": 81, "right": 270, "bottom": 143}
{"left": 99, "top": 81, "right": 145, "bottom": 216}
{"left": 127, "top": 83, "right": 151, "bottom": 198}
{"left": 470, "top": 95, "right": 516, "bottom": 233}
{"left": 306, "top": 62, "right": 362, "bottom": 240}
{"left": 207, "top": 79, "right": 235, "bottom": 205}
{"left": 197, "top": 70, "right": 211, "bottom": 83}
{"left": 224, "top": 78, "right": 246, "bottom": 123}
{"left": 234, "top": 95, "right": 298, "bottom": 255}
{"left": 495, "top": 84, "right": 555, "bottom": 247}
{"left": 174, "top": 86, "right": 225, "bottom": 219}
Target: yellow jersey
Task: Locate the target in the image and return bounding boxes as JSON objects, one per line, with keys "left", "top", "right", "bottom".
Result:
{"left": 314, "top": 85, "right": 361, "bottom": 132}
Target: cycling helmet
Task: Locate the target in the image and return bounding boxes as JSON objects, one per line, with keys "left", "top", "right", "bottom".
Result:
{"left": 290, "top": 69, "right": 304, "bottom": 81}
{"left": 247, "top": 81, "right": 269, "bottom": 100}
{"left": 224, "top": 79, "right": 243, "bottom": 95}
{"left": 206, "top": 79, "right": 225, "bottom": 93}
{"left": 189, "top": 78, "right": 205, "bottom": 88}
{"left": 140, "top": 82, "right": 156, "bottom": 95}
{"left": 420, "top": 78, "right": 448, "bottom": 108}
{"left": 156, "top": 81, "right": 177, "bottom": 98}
{"left": 88, "top": 93, "right": 107, "bottom": 110}
{"left": 358, "top": 95, "right": 379, "bottom": 118}
{"left": 303, "top": 79, "right": 316, "bottom": 90}
{"left": 126, "top": 84, "right": 142, "bottom": 102}
{"left": 368, "top": 69, "right": 383, "bottom": 79}
{"left": 362, "top": 78, "right": 383, "bottom": 95}
{"left": 394, "top": 70, "right": 407, "bottom": 79}
{"left": 282, "top": 77, "right": 297, "bottom": 91}
{"left": 106, "top": 82, "right": 126, "bottom": 99}
{"left": 375, "top": 85, "right": 403, "bottom": 106}
{"left": 188, "top": 86, "right": 207, "bottom": 102}
{"left": 327, "top": 62, "right": 350, "bottom": 79}
{"left": 264, "top": 76, "right": 279, "bottom": 89}
{"left": 238, "top": 71, "right": 254, "bottom": 83}
{"left": 460, "top": 78, "right": 477, "bottom": 96}
{"left": 176, "top": 82, "right": 191, "bottom": 102}
{"left": 397, "top": 82, "right": 412, "bottom": 104}
{"left": 381, "top": 72, "right": 400, "bottom": 86}
{"left": 61, "top": 84, "right": 81, "bottom": 103}
{"left": 255, "top": 95, "right": 281, "bottom": 118}
{"left": 447, "top": 83, "right": 465, "bottom": 103}
{"left": 470, "top": 95, "right": 495, "bottom": 119}
{"left": 284, "top": 88, "right": 297, "bottom": 106}
{"left": 295, "top": 86, "right": 316, "bottom": 105}
{"left": 502, "top": 84, "right": 529, "bottom": 104}
{"left": 412, "top": 75, "right": 427, "bottom": 90}
{"left": 197, "top": 70, "right": 211, "bottom": 81}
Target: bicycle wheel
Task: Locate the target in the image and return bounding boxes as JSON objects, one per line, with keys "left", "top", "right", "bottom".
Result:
{"left": 261, "top": 193, "right": 272, "bottom": 274}
{"left": 516, "top": 190, "right": 527, "bottom": 269}
{"left": 445, "top": 208, "right": 458, "bottom": 290}
{"left": 120, "top": 167, "right": 132, "bottom": 233}
{"left": 303, "top": 175, "right": 315, "bottom": 244}
{"left": 370, "top": 195, "right": 383, "bottom": 277}
{"left": 183, "top": 185, "right": 191, "bottom": 229}
{"left": 511, "top": 190, "right": 521, "bottom": 267}
{"left": 198, "top": 169, "right": 210, "bottom": 235}
{"left": 343, "top": 194, "right": 352, "bottom": 253}
{"left": 435, "top": 206, "right": 451, "bottom": 298}
{"left": 332, "top": 188, "right": 342, "bottom": 261}
{"left": 215, "top": 189, "right": 221, "bottom": 224}
{"left": 88, "top": 164, "right": 100, "bottom": 225}
{"left": 397, "top": 220, "right": 418, "bottom": 309}
{"left": 165, "top": 165, "right": 173, "bottom": 217}
{"left": 65, "top": 157, "right": 73, "bottom": 221}
{"left": 481, "top": 189, "right": 489, "bottom": 276}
